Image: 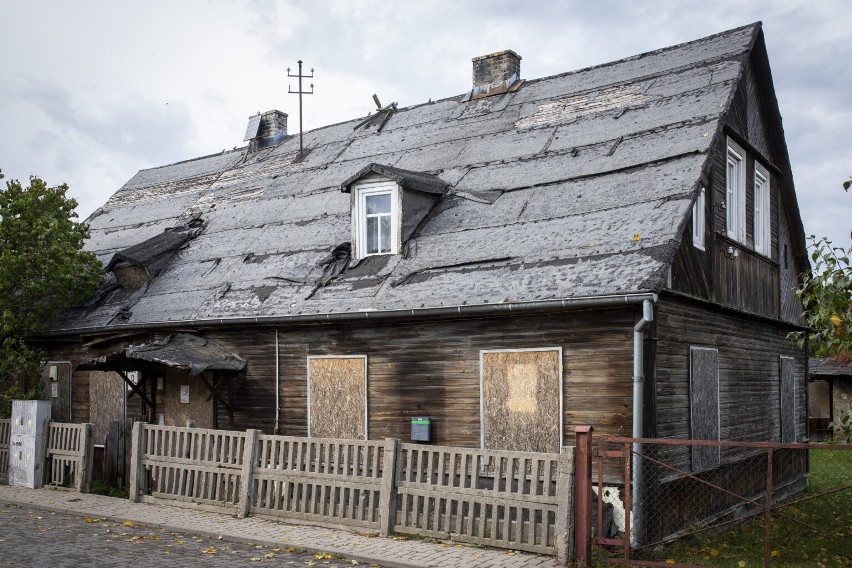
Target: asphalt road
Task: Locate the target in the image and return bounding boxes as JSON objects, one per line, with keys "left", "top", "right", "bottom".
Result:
{"left": 0, "top": 502, "right": 381, "bottom": 567}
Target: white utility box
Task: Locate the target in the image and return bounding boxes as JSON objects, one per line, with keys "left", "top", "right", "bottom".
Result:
{"left": 8, "top": 400, "right": 51, "bottom": 489}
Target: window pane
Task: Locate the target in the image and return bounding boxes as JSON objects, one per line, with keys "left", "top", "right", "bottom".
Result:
{"left": 380, "top": 215, "right": 391, "bottom": 253}
{"left": 366, "top": 216, "right": 378, "bottom": 254}
{"left": 366, "top": 193, "right": 391, "bottom": 215}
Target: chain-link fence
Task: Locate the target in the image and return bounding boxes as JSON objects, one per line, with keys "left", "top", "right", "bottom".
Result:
{"left": 587, "top": 437, "right": 851, "bottom": 567}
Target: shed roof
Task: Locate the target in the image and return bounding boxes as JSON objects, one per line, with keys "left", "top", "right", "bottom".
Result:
{"left": 54, "top": 23, "right": 767, "bottom": 332}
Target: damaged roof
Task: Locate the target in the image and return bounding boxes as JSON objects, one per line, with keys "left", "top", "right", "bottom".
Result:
{"left": 55, "top": 24, "right": 766, "bottom": 331}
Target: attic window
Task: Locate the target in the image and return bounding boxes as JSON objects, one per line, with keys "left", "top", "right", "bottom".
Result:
{"left": 353, "top": 179, "right": 400, "bottom": 258}
{"left": 341, "top": 163, "right": 449, "bottom": 261}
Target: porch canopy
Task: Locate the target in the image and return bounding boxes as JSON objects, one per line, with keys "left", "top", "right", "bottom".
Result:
{"left": 78, "top": 333, "right": 246, "bottom": 376}
{"left": 78, "top": 333, "right": 246, "bottom": 426}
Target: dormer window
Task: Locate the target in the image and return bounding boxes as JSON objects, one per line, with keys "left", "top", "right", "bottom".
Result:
{"left": 341, "top": 163, "right": 450, "bottom": 261}
{"left": 354, "top": 180, "right": 400, "bottom": 257}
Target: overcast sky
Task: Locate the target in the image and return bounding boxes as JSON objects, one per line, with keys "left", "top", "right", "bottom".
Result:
{"left": 1, "top": 0, "right": 849, "bottom": 250}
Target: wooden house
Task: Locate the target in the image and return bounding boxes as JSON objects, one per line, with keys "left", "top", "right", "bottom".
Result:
{"left": 33, "top": 23, "right": 808, "bottom": 475}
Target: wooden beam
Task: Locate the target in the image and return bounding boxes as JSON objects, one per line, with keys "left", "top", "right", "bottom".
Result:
{"left": 116, "top": 370, "right": 155, "bottom": 410}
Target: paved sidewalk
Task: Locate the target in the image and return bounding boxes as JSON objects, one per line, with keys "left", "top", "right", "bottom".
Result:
{"left": 0, "top": 485, "right": 563, "bottom": 568}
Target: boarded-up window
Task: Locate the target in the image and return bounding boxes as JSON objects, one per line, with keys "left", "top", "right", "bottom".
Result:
{"left": 480, "top": 348, "right": 562, "bottom": 453}
{"left": 780, "top": 356, "right": 796, "bottom": 443}
{"left": 308, "top": 356, "right": 367, "bottom": 440}
{"left": 689, "top": 347, "right": 719, "bottom": 470}
{"left": 89, "top": 371, "right": 126, "bottom": 446}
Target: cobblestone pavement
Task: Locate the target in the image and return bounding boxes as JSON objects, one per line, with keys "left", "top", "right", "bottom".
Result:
{"left": 0, "top": 486, "right": 563, "bottom": 568}
{"left": 0, "top": 503, "right": 374, "bottom": 567}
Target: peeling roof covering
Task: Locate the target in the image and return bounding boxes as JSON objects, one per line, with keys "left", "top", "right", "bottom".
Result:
{"left": 54, "top": 24, "right": 764, "bottom": 332}
{"left": 810, "top": 358, "right": 852, "bottom": 378}
{"left": 341, "top": 163, "right": 449, "bottom": 195}
{"left": 80, "top": 333, "right": 247, "bottom": 376}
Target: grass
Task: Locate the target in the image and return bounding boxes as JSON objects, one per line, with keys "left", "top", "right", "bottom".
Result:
{"left": 89, "top": 479, "right": 129, "bottom": 499}
{"left": 635, "top": 448, "right": 852, "bottom": 567}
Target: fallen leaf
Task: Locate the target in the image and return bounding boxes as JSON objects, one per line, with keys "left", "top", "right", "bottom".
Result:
{"left": 200, "top": 546, "right": 218, "bottom": 555}
{"left": 266, "top": 553, "right": 276, "bottom": 559}
{"left": 314, "top": 553, "right": 334, "bottom": 559}
{"left": 123, "top": 521, "right": 134, "bottom": 527}
{"left": 666, "top": 560, "right": 676, "bottom": 565}
{"left": 771, "top": 550, "right": 780, "bottom": 559}
{"left": 250, "top": 558, "right": 263, "bottom": 562}
{"left": 176, "top": 540, "right": 186, "bottom": 545}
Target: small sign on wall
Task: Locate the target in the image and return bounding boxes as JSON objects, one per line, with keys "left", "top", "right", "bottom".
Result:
{"left": 180, "top": 385, "right": 190, "bottom": 404}
{"left": 50, "top": 383, "right": 58, "bottom": 398}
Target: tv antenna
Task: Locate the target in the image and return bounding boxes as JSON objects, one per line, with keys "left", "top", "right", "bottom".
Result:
{"left": 287, "top": 60, "right": 314, "bottom": 158}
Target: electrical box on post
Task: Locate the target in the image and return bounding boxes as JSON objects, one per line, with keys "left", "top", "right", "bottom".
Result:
{"left": 8, "top": 400, "right": 51, "bottom": 489}
{"left": 411, "top": 416, "right": 431, "bottom": 442}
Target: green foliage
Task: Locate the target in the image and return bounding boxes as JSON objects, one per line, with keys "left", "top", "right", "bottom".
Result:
{"left": 829, "top": 409, "right": 852, "bottom": 444}
{"left": 89, "top": 479, "right": 128, "bottom": 499}
{"left": 790, "top": 236, "right": 852, "bottom": 362}
{"left": 0, "top": 169, "right": 103, "bottom": 417}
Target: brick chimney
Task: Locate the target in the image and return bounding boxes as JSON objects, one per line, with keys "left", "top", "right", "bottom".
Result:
{"left": 472, "top": 50, "right": 522, "bottom": 95}
{"left": 244, "top": 109, "right": 288, "bottom": 151}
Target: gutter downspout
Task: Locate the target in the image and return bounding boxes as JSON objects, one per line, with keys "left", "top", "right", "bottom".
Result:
{"left": 275, "top": 328, "right": 280, "bottom": 435}
{"left": 632, "top": 298, "right": 655, "bottom": 547}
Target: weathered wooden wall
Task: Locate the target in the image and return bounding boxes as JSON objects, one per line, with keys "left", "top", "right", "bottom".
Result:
{"left": 275, "top": 308, "right": 635, "bottom": 446}
{"left": 670, "top": 52, "right": 804, "bottom": 327}
{"left": 654, "top": 294, "right": 807, "bottom": 445}
{"left": 35, "top": 307, "right": 637, "bottom": 448}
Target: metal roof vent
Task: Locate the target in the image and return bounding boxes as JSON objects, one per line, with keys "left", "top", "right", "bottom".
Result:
{"left": 244, "top": 109, "right": 288, "bottom": 151}
{"left": 465, "top": 50, "right": 523, "bottom": 101}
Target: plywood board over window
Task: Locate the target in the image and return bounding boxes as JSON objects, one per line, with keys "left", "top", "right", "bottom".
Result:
{"left": 308, "top": 356, "right": 368, "bottom": 440}
{"left": 689, "top": 347, "right": 720, "bottom": 470}
{"left": 480, "top": 348, "right": 562, "bottom": 454}
{"left": 89, "top": 371, "right": 126, "bottom": 446}
{"left": 780, "top": 356, "right": 796, "bottom": 443}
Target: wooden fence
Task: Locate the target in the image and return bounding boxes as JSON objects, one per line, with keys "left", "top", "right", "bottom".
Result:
{"left": 44, "top": 422, "right": 94, "bottom": 492}
{"left": 249, "top": 435, "right": 389, "bottom": 531}
{"left": 0, "top": 419, "right": 9, "bottom": 484}
{"left": 130, "top": 423, "right": 575, "bottom": 561}
{"left": 395, "top": 443, "right": 573, "bottom": 557}
{"left": 130, "top": 424, "right": 246, "bottom": 512}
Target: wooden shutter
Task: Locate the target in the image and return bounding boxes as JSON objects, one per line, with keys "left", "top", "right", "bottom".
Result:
{"left": 690, "top": 347, "right": 720, "bottom": 470}
{"left": 780, "top": 356, "right": 796, "bottom": 443}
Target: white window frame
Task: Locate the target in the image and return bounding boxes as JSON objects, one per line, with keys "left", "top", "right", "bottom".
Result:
{"left": 351, "top": 177, "right": 400, "bottom": 259}
{"left": 753, "top": 164, "right": 771, "bottom": 256}
{"left": 306, "top": 354, "right": 369, "bottom": 440}
{"left": 479, "top": 347, "right": 564, "bottom": 450}
{"left": 725, "top": 139, "right": 746, "bottom": 243}
{"left": 691, "top": 187, "right": 706, "bottom": 251}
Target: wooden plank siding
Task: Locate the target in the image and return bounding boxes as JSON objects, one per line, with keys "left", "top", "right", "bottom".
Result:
{"left": 275, "top": 309, "right": 635, "bottom": 446}
{"left": 36, "top": 307, "right": 638, "bottom": 449}
{"left": 654, "top": 294, "right": 807, "bottom": 446}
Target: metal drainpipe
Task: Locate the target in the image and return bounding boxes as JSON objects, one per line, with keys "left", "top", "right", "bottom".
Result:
{"left": 632, "top": 298, "right": 654, "bottom": 547}
{"left": 275, "top": 328, "right": 280, "bottom": 435}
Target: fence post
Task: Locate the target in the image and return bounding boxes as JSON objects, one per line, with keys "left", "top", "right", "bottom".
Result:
{"left": 574, "top": 426, "right": 593, "bottom": 568}
{"left": 238, "top": 429, "right": 259, "bottom": 519}
{"left": 128, "top": 422, "right": 145, "bottom": 503}
{"left": 76, "top": 423, "right": 94, "bottom": 493}
{"left": 555, "top": 445, "right": 576, "bottom": 565}
{"left": 379, "top": 438, "right": 400, "bottom": 537}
